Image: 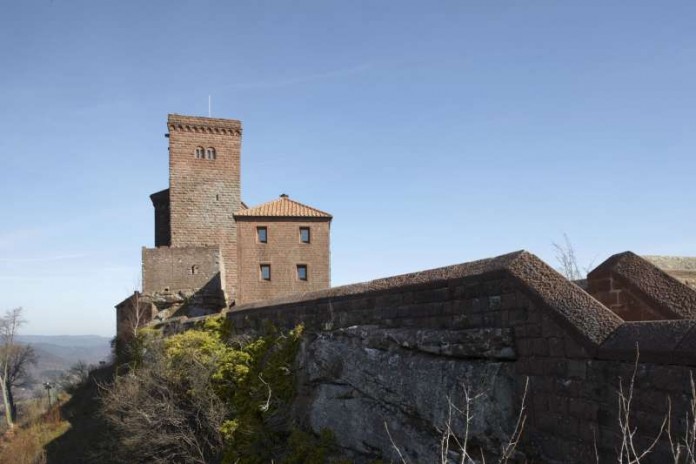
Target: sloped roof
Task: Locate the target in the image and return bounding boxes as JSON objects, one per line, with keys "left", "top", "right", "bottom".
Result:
{"left": 234, "top": 194, "right": 332, "bottom": 219}
{"left": 150, "top": 188, "right": 169, "bottom": 204}
{"left": 589, "top": 252, "right": 696, "bottom": 319}
{"left": 644, "top": 256, "right": 696, "bottom": 290}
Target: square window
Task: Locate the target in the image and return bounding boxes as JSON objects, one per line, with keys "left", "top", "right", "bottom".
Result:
{"left": 260, "top": 264, "right": 271, "bottom": 281}
{"left": 257, "top": 226, "right": 268, "bottom": 243}
{"left": 300, "top": 227, "right": 310, "bottom": 243}
{"left": 297, "top": 264, "right": 308, "bottom": 281}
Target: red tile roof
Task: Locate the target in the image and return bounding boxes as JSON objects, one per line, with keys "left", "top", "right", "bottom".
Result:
{"left": 235, "top": 194, "right": 332, "bottom": 218}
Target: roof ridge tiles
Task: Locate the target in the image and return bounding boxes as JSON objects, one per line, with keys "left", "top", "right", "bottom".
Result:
{"left": 234, "top": 195, "right": 332, "bottom": 218}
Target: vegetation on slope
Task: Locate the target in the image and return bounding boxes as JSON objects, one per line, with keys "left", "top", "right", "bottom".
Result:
{"left": 101, "top": 317, "right": 341, "bottom": 464}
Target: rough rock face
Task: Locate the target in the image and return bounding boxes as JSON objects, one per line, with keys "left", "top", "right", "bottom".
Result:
{"left": 294, "top": 326, "right": 518, "bottom": 463}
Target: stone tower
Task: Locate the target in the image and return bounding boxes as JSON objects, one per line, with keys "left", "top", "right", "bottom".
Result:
{"left": 167, "top": 114, "right": 242, "bottom": 300}
{"left": 118, "top": 112, "right": 333, "bottom": 335}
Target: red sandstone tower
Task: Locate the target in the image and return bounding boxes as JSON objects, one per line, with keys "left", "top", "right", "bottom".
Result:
{"left": 127, "top": 113, "right": 331, "bottom": 321}
{"left": 166, "top": 114, "right": 242, "bottom": 301}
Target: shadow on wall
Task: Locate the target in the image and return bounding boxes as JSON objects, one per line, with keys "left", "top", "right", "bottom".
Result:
{"left": 170, "top": 272, "right": 227, "bottom": 318}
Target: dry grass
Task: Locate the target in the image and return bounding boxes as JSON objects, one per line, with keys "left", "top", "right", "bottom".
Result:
{"left": 0, "top": 400, "right": 70, "bottom": 464}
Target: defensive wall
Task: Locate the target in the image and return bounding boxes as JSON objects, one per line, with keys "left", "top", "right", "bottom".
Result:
{"left": 158, "top": 250, "right": 696, "bottom": 463}
{"left": 141, "top": 246, "right": 227, "bottom": 312}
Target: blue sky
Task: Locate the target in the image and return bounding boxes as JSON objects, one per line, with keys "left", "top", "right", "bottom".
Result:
{"left": 1, "top": 1, "right": 694, "bottom": 336}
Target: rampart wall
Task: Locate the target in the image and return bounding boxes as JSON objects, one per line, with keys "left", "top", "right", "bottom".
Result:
{"left": 142, "top": 246, "right": 224, "bottom": 297}
{"left": 160, "top": 250, "right": 696, "bottom": 463}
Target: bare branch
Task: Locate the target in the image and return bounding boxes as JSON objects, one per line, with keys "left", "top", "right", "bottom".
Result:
{"left": 384, "top": 421, "right": 409, "bottom": 464}
{"left": 553, "top": 233, "right": 585, "bottom": 280}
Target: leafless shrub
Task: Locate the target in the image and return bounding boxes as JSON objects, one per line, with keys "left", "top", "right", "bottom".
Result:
{"left": 100, "top": 340, "right": 228, "bottom": 464}
{"left": 616, "top": 347, "right": 667, "bottom": 463}
{"left": 553, "top": 233, "right": 595, "bottom": 280}
{"left": 610, "top": 345, "right": 696, "bottom": 464}
{"left": 386, "top": 378, "right": 528, "bottom": 464}
{"left": 666, "top": 374, "right": 696, "bottom": 463}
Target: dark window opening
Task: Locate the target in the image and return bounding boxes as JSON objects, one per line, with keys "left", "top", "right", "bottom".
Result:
{"left": 297, "top": 264, "right": 308, "bottom": 281}
{"left": 300, "top": 227, "right": 310, "bottom": 243}
{"left": 260, "top": 264, "right": 271, "bottom": 281}
{"left": 257, "top": 226, "right": 268, "bottom": 243}
{"left": 190, "top": 265, "right": 199, "bottom": 275}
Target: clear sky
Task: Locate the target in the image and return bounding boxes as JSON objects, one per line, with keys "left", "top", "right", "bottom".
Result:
{"left": 1, "top": 1, "right": 694, "bottom": 336}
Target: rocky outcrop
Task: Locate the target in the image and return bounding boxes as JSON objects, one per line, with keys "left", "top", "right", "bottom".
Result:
{"left": 152, "top": 250, "right": 696, "bottom": 463}
{"left": 294, "top": 326, "right": 518, "bottom": 463}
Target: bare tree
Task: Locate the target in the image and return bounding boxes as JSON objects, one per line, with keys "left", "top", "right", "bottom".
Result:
{"left": 115, "top": 291, "right": 155, "bottom": 365}
{"left": 553, "top": 233, "right": 595, "bottom": 280}
{"left": 0, "top": 308, "right": 36, "bottom": 428}
{"left": 118, "top": 292, "right": 152, "bottom": 340}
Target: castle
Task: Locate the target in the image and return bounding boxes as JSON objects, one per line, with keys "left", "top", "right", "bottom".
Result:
{"left": 116, "top": 114, "right": 332, "bottom": 335}
{"left": 110, "top": 114, "right": 696, "bottom": 462}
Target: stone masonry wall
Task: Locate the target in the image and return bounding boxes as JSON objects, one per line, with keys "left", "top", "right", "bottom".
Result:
{"left": 236, "top": 217, "right": 330, "bottom": 305}
{"left": 159, "top": 251, "right": 696, "bottom": 463}
{"left": 142, "top": 245, "right": 224, "bottom": 296}
{"left": 167, "top": 114, "right": 242, "bottom": 302}
{"left": 588, "top": 252, "right": 696, "bottom": 321}
{"left": 587, "top": 272, "right": 663, "bottom": 320}
{"left": 150, "top": 189, "right": 171, "bottom": 247}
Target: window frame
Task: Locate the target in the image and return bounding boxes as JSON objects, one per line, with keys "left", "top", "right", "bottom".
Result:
{"left": 206, "top": 147, "right": 216, "bottom": 160}
{"left": 296, "top": 264, "right": 308, "bottom": 281}
{"left": 299, "top": 227, "right": 311, "bottom": 244}
{"left": 260, "top": 264, "right": 271, "bottom": 281}
{"left": 257, "top": 226, "right": 268, "bottom": 244}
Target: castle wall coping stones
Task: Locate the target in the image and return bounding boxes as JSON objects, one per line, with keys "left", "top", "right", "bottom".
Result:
{"left": 505, "top": 251, "right": 622, "bottom": 348}
{"left": 230, "top": 250, "right": 623, "bottom": 352}
{"left": 151, "top": 249, "right": 696, "bottom": 367}
{"left": 589, "top": 251, "right": 696, "bottom": 319}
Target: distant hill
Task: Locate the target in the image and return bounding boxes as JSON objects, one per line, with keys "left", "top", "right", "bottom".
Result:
{"left": 17, "top": 335, "right": 112, "bottom": 349}
{"left": 15, "top": 335, "right": 112, "bottom": 384}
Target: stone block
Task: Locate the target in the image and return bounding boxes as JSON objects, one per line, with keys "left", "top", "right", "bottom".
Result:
{"left": 547, "top": 395, "right": 568, "bottom": 415}
{"left": 532, "top": 338, "right": 549, "bottom": 357}
{"left": 564, "top": 336, "right": 590, "bottom": 359}
{"left": 413, "top": 287, "right": 449, "bottom": 304}
{"left": 548, "top": 337, "right": 565, "bottom": 357}
{"left": 568, "top": 398, "right": 598, "bottom": 421}
{"left": 566, "top": 360, "right": 587, "bottom": 380}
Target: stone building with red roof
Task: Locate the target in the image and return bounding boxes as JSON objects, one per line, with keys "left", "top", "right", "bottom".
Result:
{"left": 116, "top": 114, "right": 332, "bottom": 334}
